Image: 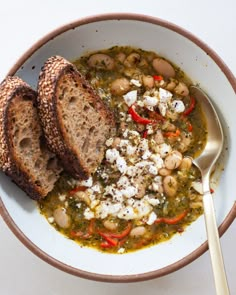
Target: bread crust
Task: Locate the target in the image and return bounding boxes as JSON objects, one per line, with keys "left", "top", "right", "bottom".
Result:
{"left": 0, "top": 76, "right": 61, "bottom": 200}
{"left": 37, "top": 55, "right": 115, "bottom": 179}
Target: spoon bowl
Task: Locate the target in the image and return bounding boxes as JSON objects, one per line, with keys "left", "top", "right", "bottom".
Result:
{"left": 190, "top": 86, "right": 229, "bottom": 295}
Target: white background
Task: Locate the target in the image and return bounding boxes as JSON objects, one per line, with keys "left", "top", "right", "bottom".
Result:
{"left": 0, "top": 0, "right": 235, "bottom": 294}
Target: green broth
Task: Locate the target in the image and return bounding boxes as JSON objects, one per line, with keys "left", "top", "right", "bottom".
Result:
{"left": 39, "top": 47, "right": 207, "bottom": 253}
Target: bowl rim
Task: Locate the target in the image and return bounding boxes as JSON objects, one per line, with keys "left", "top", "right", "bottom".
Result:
{"left": 0, "top": 12, "right": 236, "bottom": 283}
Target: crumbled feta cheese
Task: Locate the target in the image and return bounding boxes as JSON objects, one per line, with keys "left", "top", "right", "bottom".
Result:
{"left": 125, "top": 166, "right": 137, "bottom": 177}
{"left": 133, "top": 200, "right": 152, "bottom": 218}
{"left": 121, "top": 186, "right": 138, "bottom": 198}
{"left": 154, "top": 176, "right": 163, "bottom": 184}
{"left": 119, "top": 139, "right": 129, "bottom": 147}
{"left": 130, "top": 79, "right": 142, "bottom": 87}
{"left": 48, "top": 217, "right": 54, "bottom": 223}
{"left": 126, "top": 144, "right": 137, "bottom": 155}
{"left": 123, "top": 90, "right": 137, "bottom": 106}
{"left": 106, "top": 148, "right": 120, "bottom": 163}
{"left": 142, "top": 150, "right": 152, "bottom": 160}
{"left": 137, "top": 100, "right": 145, "bottom": 107}
{"left": 159, "top": 143, "right": 172, "bottom": 158}
{"left": 116, "top": 156, "right": 127, "bottom": 173}
{"left": 171, "top": 100, "right": 185, "bottom": 113}
{"left": 148, "top": 165, "right": 158, "bottom": 175}
{"left": 112, "top": 191, "right": 124, "bottom": 203}
{"left": 84, "top": 208, "right": 95, "bottom": 220}
{"left": 123, "top": 129, "right": 129, "bottom": 138}
{"left": 104, "top": 184, "right": 115, "bottom": 196}
{"left": 128, "top": 130, "right": 140, "bottom": 137}
{"left": 151, "top": 182, "right": 161, "bottom": 192}
{"left": 117, "top": 176, "right": 130, "bottom": 188}
{"left": 138, "top": 138, "right": 149, "bottom": 152}
{"left": 150, "top": 154, "right": 164, "bottom": 169}
{"left": 158, "top": 102, "right": 168, "bottom": 116}
{"left": 117, "top": 247, "right": 125, "bottom": 254}
{"left": 146, "top": 125, "right": 154, "bottom": 135}
{"left": 95, "top": 201, "right": 122, "bottom": 219}
{"left": 91, "top": 184, "right": 101, "bottom": 193}
{"left": 118, "top": 206, "right": 137, "bottom": 220}
{"left": 143, "top": 96, "right": 158, "bottom": 108}
{"left": 76, "top": 203, "right": 82, "bottom": 209}
{"left": 58, "top": 194, "right": 66, "bottom": 202}
{"left": 159, "top": 88, "right": 173, "bottom": 103}
{"left": 146, "top": 211, "right": 157, "bottom": 225}
{"left": 126, "top": 114, "right": 132, "bottom": 122}
{"left": 105, "top": 138, "right": 114, "bottom": 147}
{"left": 126, "top": 198, "right": 136, "bottom": 206}
{"left": 147, "top": 196, "right": 160, "bottom": 206}
{"left": 80, "top": 177, "right": 93, "bottom": 187}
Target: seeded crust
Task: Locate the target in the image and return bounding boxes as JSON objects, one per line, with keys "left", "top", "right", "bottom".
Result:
{"left": 37, "top": 55, "right": 115, "bottom": 179}
{"left": 0, "top": 76, "right": 62, "bottom": 200}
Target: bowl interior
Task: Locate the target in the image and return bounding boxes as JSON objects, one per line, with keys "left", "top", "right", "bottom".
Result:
{"left": 0, "top": 15, "right": 235, "bottom": 281}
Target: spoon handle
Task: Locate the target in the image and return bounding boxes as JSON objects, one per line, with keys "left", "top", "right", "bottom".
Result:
{"left": 203, "top": 191, "right": 230, "bottom": 295}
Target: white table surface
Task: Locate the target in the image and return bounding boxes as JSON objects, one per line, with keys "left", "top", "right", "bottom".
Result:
{"left": 0, "top": 0, "right": 235, "bottom": 294}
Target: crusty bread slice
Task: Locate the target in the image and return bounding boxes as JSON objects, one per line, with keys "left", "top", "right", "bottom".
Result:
{"left": 37, "top": 55, "right": 115, "bottom": 179}
{"left": 0, "top": 76, "right": 62, "bottom": 200}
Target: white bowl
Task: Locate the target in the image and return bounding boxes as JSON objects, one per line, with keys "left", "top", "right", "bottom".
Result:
{"left": 0, "top": 13, "right": 236, "bottom": 282}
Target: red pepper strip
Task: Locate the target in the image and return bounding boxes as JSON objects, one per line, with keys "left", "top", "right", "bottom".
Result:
{"left": 183, "top": 96, "right": 196, "bottom": 116}
{"left": 163, "top": 129, "right": 181, "bottom": 138}
{"left": 128, "top": 105, "right": 154, "bottom": 125}
{"left": 154, "top": 210, "right": 188, "bottom": 225}
{"left": 186, "top": 121, "right": 193, "bottom": 132}
{"left": 99, "top": 232, "right": 118, "bottom": 246}
{"left": 69, "top": 186, "right": 87, "bottom": 195}
{"left": 109, "top": 222, "right": 132, "bottom": 239}
{"left": 153, "top": 75, "right": 163, "bottom": 81}
{"left": 142, "top": 130, "right": 148, "bottom": 138}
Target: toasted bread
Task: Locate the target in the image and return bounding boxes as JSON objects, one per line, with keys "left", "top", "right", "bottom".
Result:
{"left": 0, "top": 76, "right": 62, "bottom": 200}
{"left": 37, "top": 55, "right": 115, "bottom": 179}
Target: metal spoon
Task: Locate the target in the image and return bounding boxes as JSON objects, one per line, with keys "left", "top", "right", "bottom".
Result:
{"left": 190, "top": 86, "right": 229, "bottom": 295}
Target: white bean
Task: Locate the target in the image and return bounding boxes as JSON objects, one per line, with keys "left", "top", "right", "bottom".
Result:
{"left": 164, "top": 151, "right": 183, "bottom": 170}
{"left": 124, "top": 53, "right": 141, "bottom": 68}
{"left": 88, "top": 53, "right": 115, "bottom": 70}
{"left": 163, "top": 175, "right": 178, "bottom": 197}
{"left": 179, "top": 157, "right": 192, "bottom": 171}
{"left": 166, "top": 80, "right": 177, "bottom": 91}
{"left": 116, "top": 52, "right": 126, "bottom": 63}
{"left": 53, "top": 207, "right": 71, "bottom": 229}
{"left": 103, "top": 220, "right": 118, "bottom": 231}
{"left": 130, "top": 226, "right": 146, "bottom": 237}
{"left": 142, "top": 75, "right": 154, "bottom": 89}
{"left": 152, "top": 58, "right": 175, "bottom": 78}
{"left": 110, "top": 78, "right": 131, "bottom": 95}
{"left": 174, "top": 82, "right": 189, "bottom": 96}
{"left": 159, "top": 168, "right": 172, "bottom": 176}
{"left": 154, "top": 130, "right": 164, "bottom": 144}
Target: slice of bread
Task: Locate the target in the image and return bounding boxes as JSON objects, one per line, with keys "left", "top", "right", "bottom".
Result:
{"left": 0, "top": 76, "right": 62, "bottom": 200}
{"left": 37, "top": 55, "right": 115, "bottom": 180}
